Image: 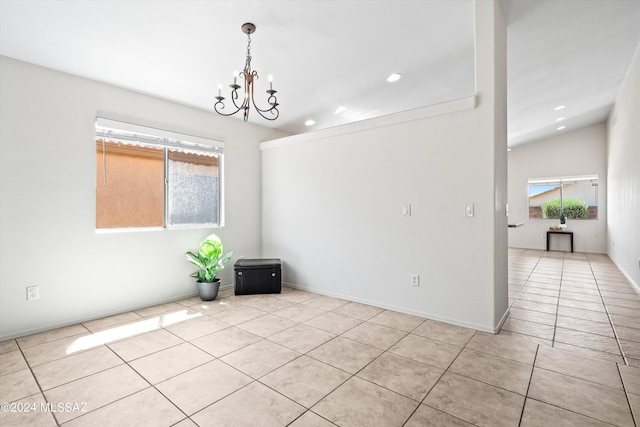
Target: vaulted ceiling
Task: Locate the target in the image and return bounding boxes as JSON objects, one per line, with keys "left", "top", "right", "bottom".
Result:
{"left": 1, "top": 0, "right": 638, "bottom": 146}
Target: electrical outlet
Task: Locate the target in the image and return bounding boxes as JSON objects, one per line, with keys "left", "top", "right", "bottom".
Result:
{"left": 26, "top": 286, "right": 39, "bottom": 301}
{"left": 411, "top": 274, "right": 420, "bottom": 287}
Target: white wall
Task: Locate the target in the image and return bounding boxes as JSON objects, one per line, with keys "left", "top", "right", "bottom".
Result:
{"left": 507, "top": 123, "right": 608, "bottom": 253}
{"left": 607, "top": 43, "right": 640, "bottom": 288}
{"left": 260, "top": 0, "right": 508, "bottom": 333}
{"left": 0, "top": 56, "right": 288, "bottom": 340}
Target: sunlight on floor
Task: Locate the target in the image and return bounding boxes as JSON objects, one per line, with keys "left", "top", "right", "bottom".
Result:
{"left": 65, "top": 310, "right": 203, "bottom": 354}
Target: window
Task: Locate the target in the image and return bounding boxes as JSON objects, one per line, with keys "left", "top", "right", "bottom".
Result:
{"left": 95, "top": 118, "right": 223, "bottom": 229}
{"left": 528, "top": 175, "right": 598, "bottom": 220}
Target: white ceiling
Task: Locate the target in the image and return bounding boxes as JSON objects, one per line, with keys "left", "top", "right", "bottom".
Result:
{"left": 1, "top": 0, "right": 638, "bottom": 146}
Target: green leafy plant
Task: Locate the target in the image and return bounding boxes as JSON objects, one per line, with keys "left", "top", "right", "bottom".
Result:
{"left": 562, "top": 199, "right": 588, "bottom": 219}
{"left": 542, "top": 199, "right": 588, "bottom": 220}
{"left": 186, "top": 233, "right": 233, "bottom": 283}
{"left": 541, "top": 199, "right": 561, "bottom": 219}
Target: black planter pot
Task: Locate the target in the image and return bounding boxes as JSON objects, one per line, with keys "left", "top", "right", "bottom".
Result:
{"left": 197, "top": 279, "right": 220, "bottom": 301}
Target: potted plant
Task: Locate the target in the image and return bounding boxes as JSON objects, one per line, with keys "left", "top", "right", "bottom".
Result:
{"left": 186, "top": 233, "right": 233, "bottom": 301}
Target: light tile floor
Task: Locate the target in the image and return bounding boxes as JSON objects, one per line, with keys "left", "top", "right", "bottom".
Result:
{"left": 0, "top": 249, "right": 638, "bottom": 426}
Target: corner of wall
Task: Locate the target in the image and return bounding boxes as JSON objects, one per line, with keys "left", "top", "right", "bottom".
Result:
{"left": 606, "top": 41, "right": 640, "bottom": 288}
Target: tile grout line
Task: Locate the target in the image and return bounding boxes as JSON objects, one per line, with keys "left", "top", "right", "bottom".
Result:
{"left": 508, "top": 252, "right": 629, "bottom": 362}
{"left": 400, "top": 355, "right": 454, "bottom": 423}
{"left": 506, "top": 250, "right": 561, "bottom": 343}
{"left": 39, "top": 343, "right": 144, "bottom": 426}
{"left": 18, "top": 323, "right": 146, "bottom": 427}
{"left": 507, "top": 253, "right": 544, "bottom": 311}
{"left": 517, "top": 343, "right": 540, "bottom": 427}
{"left": 587, "top": 253, "right": 630, "bottom": 366}
{"left": 188, "top": 295, "right": 369, "bottom": 425}
{"left": 513, "top": 252, "right": 630, "bottom": 364}
{"left": 615, "top": 363, "right": 638, "bottom": 427}
{"left": 14, "top": 340, "right": 61, "bottom": 427}
{"left": 285, "top": 314, "right": 471, "bottom": 426}
{"left": 534, "top": 253, "right": 636, "bottom": 425}
{"left": 213, "top": 301, "right": 424, "bottom": 426}
{"left": 73, "top": 341, "right": 190, "bottom": 426}
{"left": 116, "top": 340, "right": 194, "bottom": 426}
{"left": 558, "top": 254, "right": 628, "bottom": 364}
{"left": 284, "top": 409, "right": 337, "bottom": 427}
{"left": 405, "top": 330, "right": 478, "bottom": 425}
{"left": 549, "top": 251, "right": 565, "bottom": 349}
{"left": 300, "top": 318, "right": 416, "bottom": 403}
{"left": 192, "top": 297, "right": 315, "bottom": 419}
{"left": 161, "top": 292, "right": 313, "bottom": 424}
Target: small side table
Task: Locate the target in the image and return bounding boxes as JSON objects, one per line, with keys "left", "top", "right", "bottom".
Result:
{"left": 546, "top": 231, "right": 574, "bottom": 253}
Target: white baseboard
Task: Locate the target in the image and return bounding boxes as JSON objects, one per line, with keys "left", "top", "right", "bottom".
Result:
{"left": 609, "top": 258, "right": 640, "bottom": 294}
{"left": 283, "top": 282, "right": 498, "bottom": 334}
{"left": 494, "top": 307, "right": 510, "bottom": 334}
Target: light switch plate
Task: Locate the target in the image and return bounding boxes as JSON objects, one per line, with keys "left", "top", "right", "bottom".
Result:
{"left": 411, "top": 274, "right": 420, "bottom": 287}
{"left": 464, "top": 203, "right": 474, "bottom": 218}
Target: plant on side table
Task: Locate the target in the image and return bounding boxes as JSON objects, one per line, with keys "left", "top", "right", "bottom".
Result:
{"left": 186, "top": 233, "right": 233, "bottom": 301}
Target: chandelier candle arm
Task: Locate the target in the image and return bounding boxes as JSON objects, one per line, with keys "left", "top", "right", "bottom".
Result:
{"left": 213, "top": 23, "right": 280, "bottom": 121}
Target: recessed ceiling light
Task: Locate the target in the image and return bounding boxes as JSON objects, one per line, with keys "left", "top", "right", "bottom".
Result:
{"left": 335, "top": 106, "right": 348, "bottom": 115}
{"left": 305, "top": 119, "right": 316, "bottom": 126}
{"left": 554, "top": 105, "right": 566, "bottom": 111}
{"left": 507, "top": 148, "right": 512, "bottom": 152}
{"left": 557, "top": 126, "right": 566, "bottom": 131}
{"left": 555, "top": 117, "right": 565, "bottom": 122}
{"left": 386, "top": 73, "right": 402, "bottom": 83}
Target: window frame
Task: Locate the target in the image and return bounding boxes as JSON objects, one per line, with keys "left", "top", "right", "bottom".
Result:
{"left": 527, "top": 175, "right": 599, "bottom": 221}
{"left": 95, "top": 118, "right": 224, "bottom": 232}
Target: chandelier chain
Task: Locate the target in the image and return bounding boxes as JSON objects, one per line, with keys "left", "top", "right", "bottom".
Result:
{"left": 244, "top": 32, "right": 252, "bottom": 73}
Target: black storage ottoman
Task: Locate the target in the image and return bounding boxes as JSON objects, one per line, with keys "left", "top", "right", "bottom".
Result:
{"left": 234, "top": 258, "right": 281, "bottom": 295}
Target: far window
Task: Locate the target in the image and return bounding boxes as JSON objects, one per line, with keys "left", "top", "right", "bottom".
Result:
{"left": 95, "top": 118, "right": 223, "bottom": 229}
{"left": 528, "top": 176, "right": 599, "bottom": 220}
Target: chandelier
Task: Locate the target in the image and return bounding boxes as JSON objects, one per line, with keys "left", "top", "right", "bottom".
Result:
{"left": 214, "top": 23, "right": 279, "bottom": 121}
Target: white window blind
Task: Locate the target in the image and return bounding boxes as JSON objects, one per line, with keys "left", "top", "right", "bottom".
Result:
{"left": 95, "top": 117, "right": 224, "bottom": 153}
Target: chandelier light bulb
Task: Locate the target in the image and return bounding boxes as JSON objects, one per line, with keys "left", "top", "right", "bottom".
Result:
{"left": 387, "top": 73, "right": 402, "bottom": 83}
